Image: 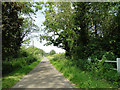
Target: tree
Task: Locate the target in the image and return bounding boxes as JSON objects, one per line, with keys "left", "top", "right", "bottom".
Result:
{"left": 26, "top": 46, "right": 46, "bottom": 56}
{"left": 49, "top": 50, "right": 56, "bottom": 55}
{"left": 40, "top": 2, "right": 75, "bottom": 57}
{"left": 41, "top": 2, "right": 120, "bottom": 60}
{"left": 2, "top": 2, "right": 24, "bottom": 59}
{"left": 2, "top": 2, "right": 42, "bottom": 60}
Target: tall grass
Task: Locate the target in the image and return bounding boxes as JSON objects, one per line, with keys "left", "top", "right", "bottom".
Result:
{"left": 2, "top": 56, "right": 37, "bottom": 75}
{"left": 2, "top": 57, "right": 42, "bottom": 88}
{"left": 49, "top": 53, "right": 119, "bottom": 88}
{"left": 2, "top": 47, "right": 43, "bottom": 88}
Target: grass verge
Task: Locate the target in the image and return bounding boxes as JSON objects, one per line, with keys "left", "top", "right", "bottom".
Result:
{"left": 2, "top": 57, "right": 43, "bottom": 88}
{"left": 49, "top": 53, "right": 117, "bottom": 88}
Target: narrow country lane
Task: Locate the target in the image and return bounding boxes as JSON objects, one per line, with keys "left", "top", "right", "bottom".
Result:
{"left": 12, "top": 57, "right": 75, "bottom": 88}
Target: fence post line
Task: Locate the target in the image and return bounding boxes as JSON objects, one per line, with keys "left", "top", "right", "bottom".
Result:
{"left": 117, "top": 58, "right": 120, "bottom": 75}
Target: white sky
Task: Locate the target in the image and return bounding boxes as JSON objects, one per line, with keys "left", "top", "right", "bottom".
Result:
{"left": 25, "top": 7, "right": 65, "bottom": 53}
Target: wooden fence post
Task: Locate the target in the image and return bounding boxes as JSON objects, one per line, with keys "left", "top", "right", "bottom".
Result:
{"left": 117, "top": 58, "right": 120, "bottom": 75}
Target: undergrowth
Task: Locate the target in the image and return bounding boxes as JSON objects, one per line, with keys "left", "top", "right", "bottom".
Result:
{"left": 49, "top": 53, "right": 119, "bottom": 88}
{"left": 2, "top": 47, "right": 43, "bottom": 88}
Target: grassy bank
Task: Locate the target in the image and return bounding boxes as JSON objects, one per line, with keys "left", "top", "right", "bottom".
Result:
{"left": 2, "top": 46, "right": 44, "bottom": 89}
{"left": 2, "top": 56, "right": 42, "bottom": 88}
{"left": 49, "top": 53, "right": 118, "bottom": 88}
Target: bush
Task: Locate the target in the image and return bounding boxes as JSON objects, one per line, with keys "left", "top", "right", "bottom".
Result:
{"left": 2, "top": 61, "right": 13, "bottom": 74}
{"left": 51, "top": 52, "right": 120, "bottom": 87}
{"left": 104, "top": 70, "right": 119, "bottom": 81}
{"left": 102, "top": 51, "right": 117, "bottom": 61}
{"left": 2, "top": 46, "right": 44, "bottom": 76}
{"left": 86, "top": 52, "right": 120, "bottom": 86}
{"left": 50, "top": 53, "right": 118, "bottom": 88}
{"left": 52, "top": 53, "right": 65, "bottom": 60}
{"left": 26, "top": 56, "right": 37, "bottom": 64}
{"left": 49, "top": 50, "right": 56, "bottom": 55}
{"left": 2, "top": 54, "right": 37, "bottom": 75}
